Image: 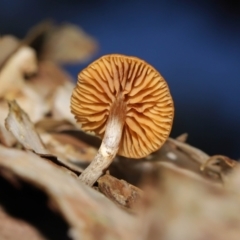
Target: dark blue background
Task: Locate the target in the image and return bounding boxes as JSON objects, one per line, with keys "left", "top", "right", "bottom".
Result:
{"left": 1, "top": 0, "right": 240, "bottom": 158}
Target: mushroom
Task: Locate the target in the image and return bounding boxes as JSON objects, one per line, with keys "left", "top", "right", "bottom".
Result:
{"left": 71, "top": 54, "right": 174, "bottom": 186}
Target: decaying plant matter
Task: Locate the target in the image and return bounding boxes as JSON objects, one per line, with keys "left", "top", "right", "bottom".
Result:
{"left": 0, "top": 21, "right": 240, "bottom": 240}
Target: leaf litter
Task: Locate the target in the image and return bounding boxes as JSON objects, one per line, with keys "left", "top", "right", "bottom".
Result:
{"left": 0, "top": 21, "right": 240, "bottom": 240}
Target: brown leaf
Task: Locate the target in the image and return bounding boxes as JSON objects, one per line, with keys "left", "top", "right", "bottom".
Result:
{"left": 175, "top": 132, "right": 188, "bottom": 142}
{"left": 98, "top": 174, "right": 143, "bottom": 210}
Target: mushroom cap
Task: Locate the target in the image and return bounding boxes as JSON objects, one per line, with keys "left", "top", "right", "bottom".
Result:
{"left": 71, "top": 54, "right": 174, "bottom": 158}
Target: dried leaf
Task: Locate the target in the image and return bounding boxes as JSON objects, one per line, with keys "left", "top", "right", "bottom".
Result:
{"left": 5, "top": 100, "right": 48, "bottom": 154}
{"left": 200, "top": 155, "right": 237, "bottom": 172}
{"left": 175, "top": 132, "right": 188, "bottom": 142}
{"left": 0, "top": 35, "right": 20, "bottom": 68}
{"left": 51, "top": 81, "right": 76, "bottom": 124}
{"left": 0, "top": 124, "right": 16, "bottom": 147}
{"left": 41, "top": 23, "right": 98, "bottom": 64}
{"left": 138, "top": 163, "right": 240, "bottom": 240}
{"left": 0, "top": 146, "right": 137, "bottom": 240}
{"left": 25, "top": 21, "right": 98, "bottom": 64}
{"left": 98, "top": 174, "right": 143, "bottom": 210}
{"left": 11, "top": 84, "right": 49, "bottom": 123}
{"left": 5, "top": 100, "right": 83, "bottom": 174}
{"left": 29, "top": 61, "right": 73, "bottom": 98}
{"left": 167, "top": 137, "right": 220, "bottom": 172}
{"left": 35, "top": 118, "right": 75, "bottom": 133}
{"left": 0, "top": 46, "right": 38, "bottom": 99}
{"left": 40, "top": 132, "right": 96, "bottom": 164}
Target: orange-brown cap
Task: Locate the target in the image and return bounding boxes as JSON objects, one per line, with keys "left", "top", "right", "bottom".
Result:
{"left": 71, "top": 54, "right": 174, "bottom": 158}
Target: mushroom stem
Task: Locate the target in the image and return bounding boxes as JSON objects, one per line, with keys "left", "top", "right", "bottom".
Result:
{"left": 79, "top": 94, "right": 126, "bottom": 186}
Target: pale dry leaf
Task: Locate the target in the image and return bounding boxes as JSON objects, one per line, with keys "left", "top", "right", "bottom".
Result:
{"left": 35, "top": 118, "right": 76, "bottom": 133}
{"left": 29, "top": 61, "right": 73, "bottom": 99}
{"left": 40, "top": 132, "right": 96, "bottom": 164}
{"left": 167, "top": 137, "right": 220, "bottom": 172}
{"left": 139, "top": 163, "right": 240, "bottom": 240}
{"left": 0, "top": 35, "right": 20, "bottom": 68}
{"left": 0, "top": 146, "right": 137, "bottom": 240}
{"left": 200, "top": 155, "right": 237, "bottom": 172}
{"left": 175, "top": 133, "right": 188, "bottom": 142}
{"left": 0, "top": 46, "right": 38, "bottom": 99}
{"left": 51, "top": 81, "right": 76, "bottom": 124}
{"left": 5, "top": 101, "right": 82, "bottom": 174}
{"left": 0, "top": 206, "right": 46, "bottom": 240}
{"left": 5, "top": 100, "right": 48, "bottom": 154}
{"left": 5, "top": 100, "right": 83, "bottom": 173}
{"left": 24, "top": 21, "right": 98, "bottom": 64}
{"left": 0, "top": 79, "right": 49, "bottom": 127}
{"left": 0, "top": 101, "right": 9, "bottom": 127}
{"left": 200, "top": 155, "right": 238, "bottom": 183}
{"left": 0, "top": 124, "right": 16, "bottom": 147}
{"left": 155, "top": 140, "right": 203, "bottom": 171}
{"left": 12, "top": 84, "right": 49, "bottom": 123}
{"left": 39, "top": 23, "right": 98, "bottom": 64}
{"left": 226, "top": 165, "right": 240, "bottom": 194}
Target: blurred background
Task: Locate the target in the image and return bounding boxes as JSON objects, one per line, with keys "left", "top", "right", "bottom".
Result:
{"left": 0, "top": 0, "right": 239, "bottom": 158}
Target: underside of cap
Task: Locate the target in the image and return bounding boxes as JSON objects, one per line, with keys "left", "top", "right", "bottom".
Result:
{"left": 71, "top": 54, "right": 174, "bottom": 158}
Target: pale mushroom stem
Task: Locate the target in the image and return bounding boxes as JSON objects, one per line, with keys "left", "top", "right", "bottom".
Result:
{"left": 79, "top": 94, "right": 126, "bottom": 186}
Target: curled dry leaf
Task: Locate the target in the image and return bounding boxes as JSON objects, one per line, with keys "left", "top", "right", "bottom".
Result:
{"left": 25, "top": 21, "right": 98, "bottom": 64}
{"left": 0, "top": 206, "right": 46, "bottom": 240}
{"left": 0, "top": 35, "right": 20, "bottom": 68}
{"left": 167, "top": 138, "right": 238, "bottom": 181}
{"left": 0, "top": 146, "right": 137, "bottom": 240}
{"left": 167, "top": 137, "right": 219, "bottom": 172}
{"left": 98, "top": 174, "right": 143, "bottom": 210}
{"left": 0, "top": 46, "right": 38, "bottom": 99}
{"left": 175, "top": 132, "right": 188, "bottom": 142}
{"left": 200, "top": 155, "right": 237, "bottom": 172}
{"left": 5, "top": 100, "right": 83, "bottom": 174}
{"left": 5, "top": 100, "right": 48, "bottom": 154}
{"left": 200, "top": 155, "right": 238, "bottom": 183}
